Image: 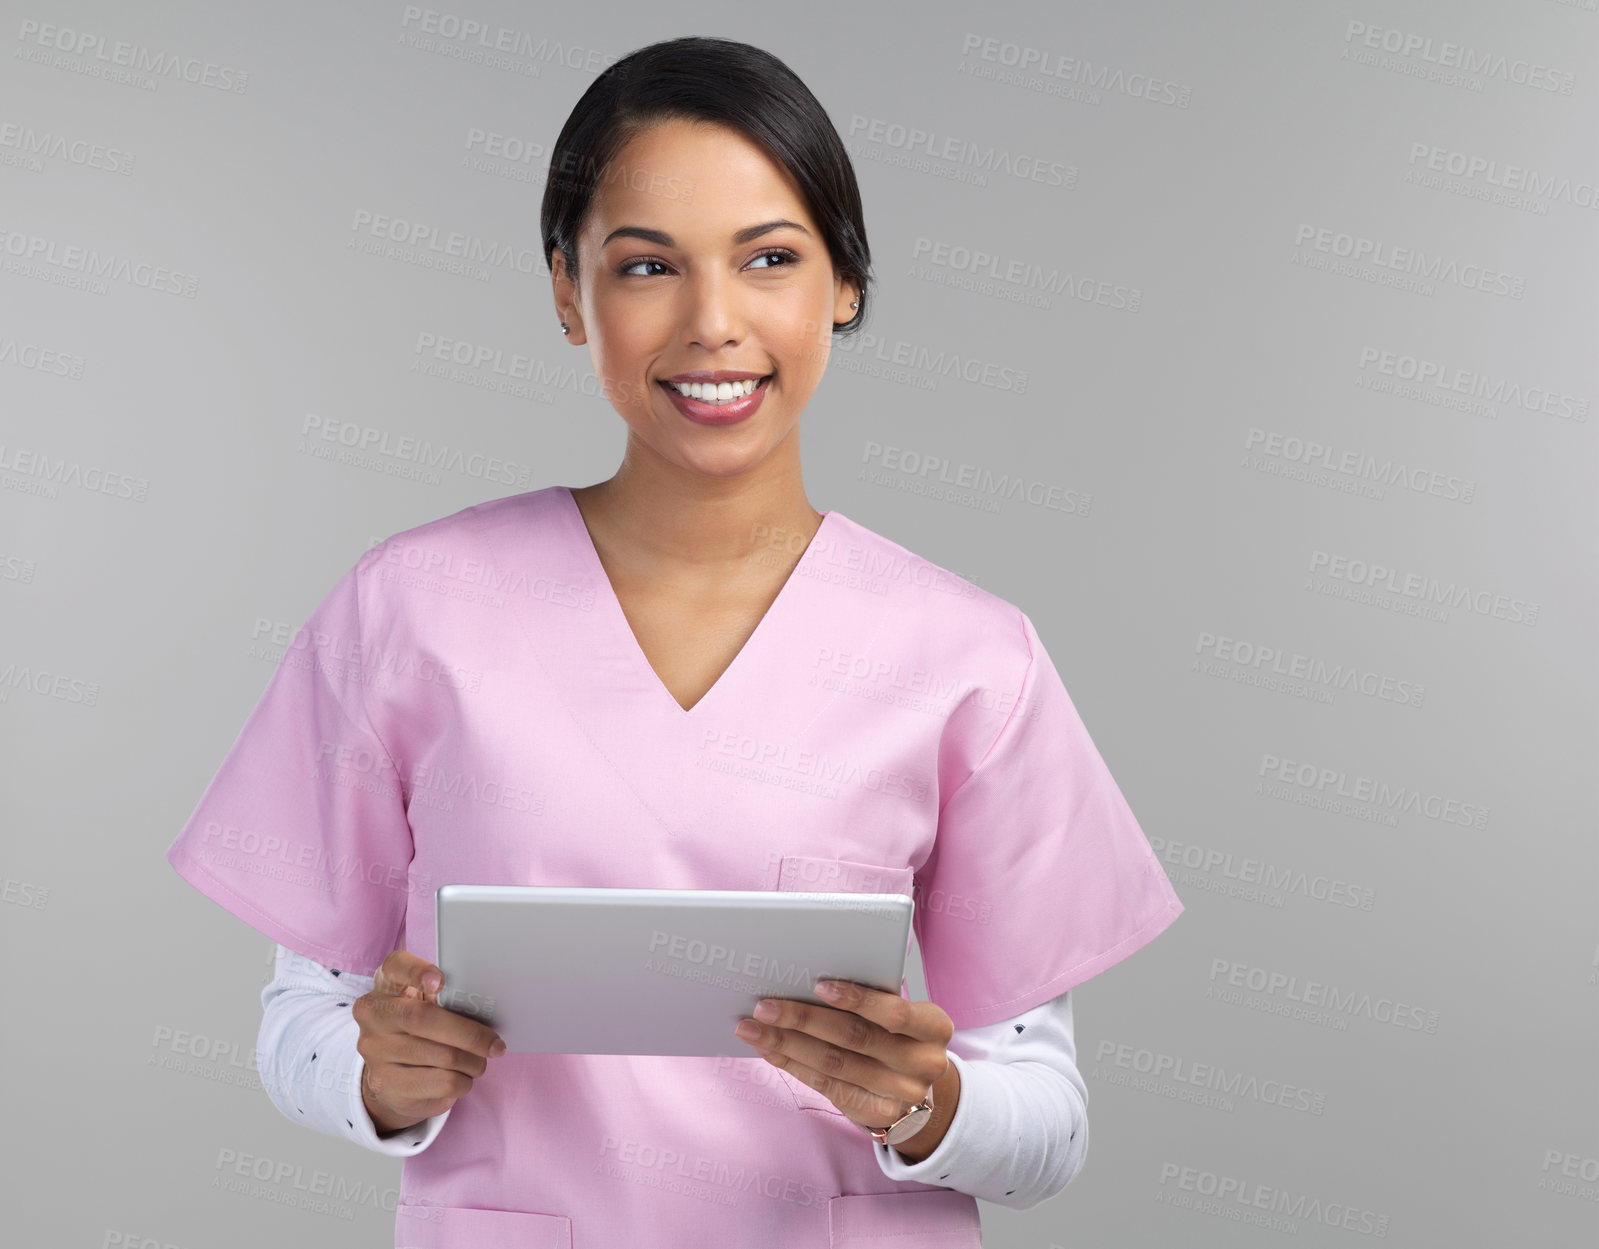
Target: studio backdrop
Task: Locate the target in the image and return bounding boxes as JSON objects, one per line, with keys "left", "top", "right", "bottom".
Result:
{"left": 2, "top": 1, "right": 1594, "bottom": 1245}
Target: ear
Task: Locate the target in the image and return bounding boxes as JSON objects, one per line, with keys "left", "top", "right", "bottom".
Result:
{"left": 551, "top": 248, "right": 587, "bottom": 344}
{"left": 833, "top": 275, "right": 860, "bottom": 325}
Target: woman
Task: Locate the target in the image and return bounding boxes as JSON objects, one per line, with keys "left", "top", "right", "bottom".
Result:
{"left": 166, "top": 35, "right": 1183, "bottom": 1246}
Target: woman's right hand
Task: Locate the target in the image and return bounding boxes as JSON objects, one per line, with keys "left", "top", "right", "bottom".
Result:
{"left": 352, "top": 948, "right": 507, "bottom": 1135}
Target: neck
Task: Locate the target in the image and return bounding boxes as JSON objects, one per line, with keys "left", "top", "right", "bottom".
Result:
{"left": 571, "top": 442, "right": 823, "bottom": 581}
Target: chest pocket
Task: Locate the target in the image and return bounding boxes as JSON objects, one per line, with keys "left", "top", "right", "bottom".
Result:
{"left": 769, "top": 855, "right": 916, "bottom": 1116}
{"left": 396, "top": 1201, "right": 572, "bottom": 1246}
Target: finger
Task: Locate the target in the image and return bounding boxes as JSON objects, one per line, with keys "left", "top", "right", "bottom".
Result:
{"left": 363, "top": 1055, "right": 475, "bottom": 1118}
{"left": 744, "top": 986, "right": 941, "bottom": 1057}
{"left": 374, "top": 949, "right": 445, "bottom": 1002}
{"left": 741, "top": 1017, "right": 931, "bottom": 1112}
{"left": 739, "top": 995, "right": 898, "bottom": 1066}
{"left": 814, "top": 980, "right": 954, "bottom": 1048}
{"left": 404, "top": 995, "right": 508, "bottom": 1059}
{"left": 363, "top": 991, "right": 505, "bottom": 1059}
{"left": 754, "top": 1049, "right": 916, "bottom": 1127}
{"left": 364, "top": 1028, "right": 492, "bottom": 1081}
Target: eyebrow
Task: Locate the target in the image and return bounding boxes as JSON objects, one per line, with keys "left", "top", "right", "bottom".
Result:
{"left": 600, "top": 219, "right": 811, "bottom": 249}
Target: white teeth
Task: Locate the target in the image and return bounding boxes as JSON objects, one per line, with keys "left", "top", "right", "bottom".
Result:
{"left": 666, "top": 377, "right": 762, "bottom": 403}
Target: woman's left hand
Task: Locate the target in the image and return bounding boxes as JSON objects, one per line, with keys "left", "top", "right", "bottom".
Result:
{"left": 733, "top": 979, "right": 954, "bottom": 1134}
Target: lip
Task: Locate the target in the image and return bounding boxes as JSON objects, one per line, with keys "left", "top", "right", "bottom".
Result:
{"left": 658, "top": 374, "right": 772, "bottom": 426}
{"left": 661, "top": 370, "right": 769, "bottom": 383}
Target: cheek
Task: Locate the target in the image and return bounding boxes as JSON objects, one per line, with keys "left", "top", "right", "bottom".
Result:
{"left": 770, "top": 314, "right": 830, "bottom": 374}
{"left": 590, "top": 322, "right": 655, "bottom": 397}
{"left": 757, "top": 283, "right": 832, "bottom": 360}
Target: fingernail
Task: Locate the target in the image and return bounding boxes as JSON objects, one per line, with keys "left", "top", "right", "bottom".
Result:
{"left": 814, "top": 980, "right": 840, "bottom": 1000}
{"left": 423, "top": 972, "right": 442, "bottom": 993}
{"left": 735, "top": 1020, "right": 760, "bottom": 1041}
{"left": 753, "top": 999, "right": 779, "bottom": 1022}
{"left": 489, "top": 1038, "right": 506, "bottom": 1057}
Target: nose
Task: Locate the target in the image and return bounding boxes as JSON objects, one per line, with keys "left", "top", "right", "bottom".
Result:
{"left": 678, "top": 271, "right": 743, "bottom": 352}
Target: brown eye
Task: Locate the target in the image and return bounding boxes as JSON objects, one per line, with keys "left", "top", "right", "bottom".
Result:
{"left": 748, "top": 248, "right": 799, "bottom": 270}
{"left": 618, "top": 257, "right": 670, "bottom": 277}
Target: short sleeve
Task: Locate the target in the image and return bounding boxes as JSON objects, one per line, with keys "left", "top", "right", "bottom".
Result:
{"left": 914, "top": 608, "right": 1183, "bottom": 1029}
{"left": 164, "top": 558, "right": 415, "bottom": 978}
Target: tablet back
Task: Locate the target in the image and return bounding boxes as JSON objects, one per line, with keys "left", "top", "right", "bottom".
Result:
{"left": 434, "top": 885, "right": 915, "bottom": 1056}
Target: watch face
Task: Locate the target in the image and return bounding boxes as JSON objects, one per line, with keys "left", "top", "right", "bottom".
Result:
{"left": 884, "top": 1106, "right": 934, "bottom": 1146}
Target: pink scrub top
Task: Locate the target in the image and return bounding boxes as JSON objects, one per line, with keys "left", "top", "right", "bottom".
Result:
{"left": 165, "top": 484, "right": 1183, "bottom": 1247}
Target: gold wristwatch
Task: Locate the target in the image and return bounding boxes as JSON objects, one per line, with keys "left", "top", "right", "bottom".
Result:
{"left": 866, "top": 1089, "right": 935, "bottom": 1147}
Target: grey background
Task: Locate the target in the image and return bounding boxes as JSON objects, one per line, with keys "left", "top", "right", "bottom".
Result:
{"left": 3, "top": 0, "right": 1595, "bottom": 1244}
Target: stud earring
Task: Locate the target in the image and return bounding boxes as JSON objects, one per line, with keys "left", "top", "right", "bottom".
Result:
{"left": 560, "top": 322, "right": 569, "bottom": 334}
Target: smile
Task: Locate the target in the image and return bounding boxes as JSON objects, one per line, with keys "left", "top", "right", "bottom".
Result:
{"left": 661, "top": 376, "right": 770, "bottom": 405}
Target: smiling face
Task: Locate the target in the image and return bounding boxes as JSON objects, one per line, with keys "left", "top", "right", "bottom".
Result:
{"left": 551, "top": 118, "right": 858, "bottom": 482}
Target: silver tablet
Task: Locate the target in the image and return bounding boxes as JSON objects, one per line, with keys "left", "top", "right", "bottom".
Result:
{"left": 434, "top": 884, "right": 914, "bottom": 1056}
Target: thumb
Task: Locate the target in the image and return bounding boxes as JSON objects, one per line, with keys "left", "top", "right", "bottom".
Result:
{"left": 374, "top": 948, "right": 445, "bottom": 1003}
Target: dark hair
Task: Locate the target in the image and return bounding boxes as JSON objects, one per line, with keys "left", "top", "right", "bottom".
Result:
{"left": 541, "top": 36, "right": 872, "bottom": 335}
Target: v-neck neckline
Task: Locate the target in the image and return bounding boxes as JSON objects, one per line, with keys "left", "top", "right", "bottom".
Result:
{"left": 558, "top": 485, "right": 835, "bottom": 718}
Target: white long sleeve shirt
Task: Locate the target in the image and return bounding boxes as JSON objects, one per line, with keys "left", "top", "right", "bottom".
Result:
{"left": 257, "top": 943, "right": 1091, "bottom": 1210}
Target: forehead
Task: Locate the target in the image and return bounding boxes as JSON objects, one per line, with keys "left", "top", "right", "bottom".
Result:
{"left": 583, "top": 118, "right": 816, "bottom": 246}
